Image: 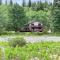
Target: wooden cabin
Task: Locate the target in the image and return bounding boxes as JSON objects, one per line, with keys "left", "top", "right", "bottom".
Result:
{"left": 20, "top": 21, "right": 43, "bottom": 32}
{"left": 28, "top": 21, "right": 43, "bottom": 32}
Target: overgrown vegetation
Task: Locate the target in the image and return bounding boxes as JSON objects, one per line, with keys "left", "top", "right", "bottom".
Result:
{"left": 51, "top": 0, "right": 60, "bottom": 32}
{"left": 9, "top": 37, "right": 26, "bottom": 47}
{"left": 0, "top": 42, "right": 60, "bottom": 60}
{"left": 0, "top": 0, "right": 60, "bottom": 35}
{"left": 0, "top": 0, "right": 53, "bottom": 35}
{"left": 0, "top": 0, "right": 60, "bottom": 60}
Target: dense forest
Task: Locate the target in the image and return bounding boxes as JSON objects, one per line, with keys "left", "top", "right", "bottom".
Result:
{"left": 0, "top": 0, "right": 60, "bottom": 34}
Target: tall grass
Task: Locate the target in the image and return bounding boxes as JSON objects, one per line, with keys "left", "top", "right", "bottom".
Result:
{"left": 0, "top": 42, "right": 59, "bottom": 60}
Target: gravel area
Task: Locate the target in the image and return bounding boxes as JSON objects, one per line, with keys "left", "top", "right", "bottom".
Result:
{"left": 25, "top": 36, "right": 60, "bottom": 43}
{"left": 0, "top": 35, "right": 60, "bottom": 43}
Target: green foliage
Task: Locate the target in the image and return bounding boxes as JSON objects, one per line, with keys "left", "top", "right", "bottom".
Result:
{"left": 31, "top": 2, "right": 37, "bottom": 11}
{"left": 3, "top": 42, "right": 60, "bottom": 60}
{"left": 52, "top": 0, "right": 60, "bottom": 32}
{"left": 36, "top": 1, "right": 44, "bottom": 11}
{"left": 7, "top": 3, "right": 27, "bottom": 31}
{"left": 0, "top": 49, "right": 2, "bottom": 60}
{"left": 28, "top": 0, "right": 31, "bottom": 7}
{"left": 0, "top": 0, "right": 2, "bottom": 5}
{"left": 0, "top": 42, "right": 60, "bottom": 60}
{"left": 44, "top": 0, "right": 49, "bottom": 9}
{"left": 22, "top": 0, "right": 26, "bottom": 7}
{"left": 9, "top": 0, "right": 13, "bottom": 5}
{"left": 31, "top": 1, "right": 50, "bottom": 11}
{"left": 26, "top": 9, "right": 50, "bottom": 31}
{"left": 23, "top": 32, "right": 49, "bottom": 36}
{"left": 0, "top": 42, "right": 9, "bottom": 46}
{"left": 0, "top": 0, "right": 59, "bottom": 34}
{"left": 52, "top": 8, "right": 60, "bottom": 32}
{"left": 9, "top": 37, "right": 26, "bottom": 47}
{"left": 0, "top": 5, "right": 8, "bottom": 35}
{"left": 53, "top": 0, "right": 58, "bottom": 7}
{"left": 5, "top": 0, "right": 8, "bottom": 5}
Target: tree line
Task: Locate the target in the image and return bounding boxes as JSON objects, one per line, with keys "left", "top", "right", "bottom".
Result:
{"left": 51, "top": 0, "right": 60, "bottom": 32}
{"left": 0, "top": 0, "right": 60, "bottom": 34}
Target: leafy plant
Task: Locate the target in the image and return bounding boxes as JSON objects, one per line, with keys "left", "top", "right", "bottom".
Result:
{"left": 9, "top": 37, "right": 26, "bottom": 47}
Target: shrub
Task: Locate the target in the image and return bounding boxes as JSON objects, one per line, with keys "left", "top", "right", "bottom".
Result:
{"left": 9, "top": 37, "right": 26, "bottom": 47}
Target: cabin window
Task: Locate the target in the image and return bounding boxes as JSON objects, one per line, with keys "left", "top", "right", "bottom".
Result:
{"left": 38, "top": 24, "right": 41, "bottom": 26}
{"left": 31, "top": 24, "right": 34, "bottom": 26}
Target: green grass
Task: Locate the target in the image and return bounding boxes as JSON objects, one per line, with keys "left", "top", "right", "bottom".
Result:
{"left": 0, "top": 42, "right": 9, "bottom": 46}
{"left": 0, "top": 32, "right": 60, "bottom": 37}
{"left": 0, "top": 42, "right": 60, "bottom": 60}
{"left": 0, "top": 32, "right": 45, "bottom": 36}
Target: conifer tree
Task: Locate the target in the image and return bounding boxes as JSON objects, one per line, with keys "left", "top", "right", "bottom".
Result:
{"left": 22, "top": 0, "right": 26, "bottom": 7}
{"left": 9, "top": 0, "right": 13, "bottom": 5}
{"left": 0, "top": 0, "right": 2, "bottom": 5}
{"left": 36, "top": 0, "right": 44, "bottom": 11}
{"left": 7, "top": 3, "right": 27, "bottom": 31}
{"left": 31, "top": 2, "right": 37, "bottom": 11}
{"left": 28, "top": 0, "right": 31, "bottom": 7}
{"left": 52, "top": 0, "right": 60, "bottom": 32}
{"left": 5, "top": 0, "right": 7, "bottom": 5}
{"left": 44, "top": 0, "right": 48, "bottom": 8}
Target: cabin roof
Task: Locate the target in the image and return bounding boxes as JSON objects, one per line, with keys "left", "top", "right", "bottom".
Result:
{"left": 24, "top": 20, "right": 42, "bottom": 26}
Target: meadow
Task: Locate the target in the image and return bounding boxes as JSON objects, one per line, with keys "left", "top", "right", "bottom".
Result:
{"left": 0, "top": 42, "right": 60, "bottom": 60}
{"left": 0, "top": 0, "right": 60, "bottom": 60}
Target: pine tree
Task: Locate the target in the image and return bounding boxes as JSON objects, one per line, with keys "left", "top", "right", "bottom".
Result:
{"left": 44, "top": 0, "right": 48, "bottom": 8}
{"left": 54, "top": 0, "right": 58, "bottom": 3}
{"left": 52, "top": 0, "right": 60, "bottom": 32}
{"left": 9, "top": 0, "right": 13, "bottom": 5}
{"left": 31, "top": 2, "right": 37, "bottom": 11}
{"left": 53, "top": 0, "right": 60, "bottom": 7}
{"left": 28, "top": 0, "right": 31, "bottom": 7}
{"left": 22, "top": 0, "right": 26, "bottom": 7}
{"left": 5, "top": 0, "right": 7, "bottom": 5}
{"left": 0, "top": 0, "right": 2, "bottom": 5}
{"left": 0, "top": 5, "right": 8, "bottom": 34}
{"left": 8, "top": 3, "right": 27, "bottom": 31}
{"left": 36, "top": 0, "right": 44, "bottom": 11}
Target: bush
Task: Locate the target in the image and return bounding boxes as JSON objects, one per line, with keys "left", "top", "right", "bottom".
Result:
{"left": 9, "top": 37, "right": 26, "bottom": 47}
